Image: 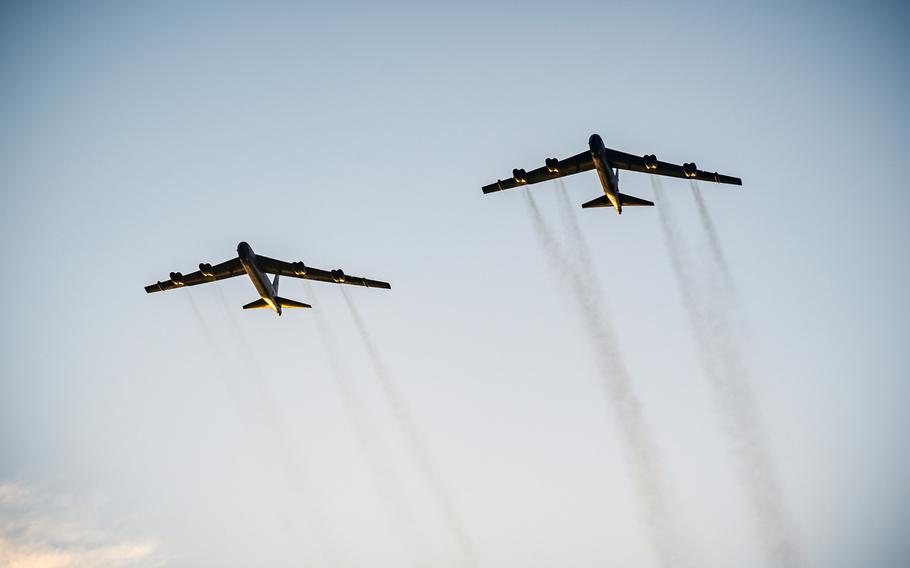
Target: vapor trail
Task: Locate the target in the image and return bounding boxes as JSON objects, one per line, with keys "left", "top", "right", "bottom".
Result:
{"left": 213, "top": 287, "right": 341, "bottom": 568}
{"left": 306, "top": 284, "right": 435, "bottom": 568}
{"left": 554, "top": 180, "right": 593, "bottom": 268}
{"left": 185, "top": 291, "right": 255, "bottom": 417}
{"left": 186, "top": 292, "right": 220, "bottom": 352}
{"left": 341, "top": 288, "right": 482, "bottom": 568}
{"left": 651, "top": 177, "right": 801, "bottom": 568}
{"left": 525, "top": 188, "right": 694, "bottom": 568}
{"left": 690, "top": 180, "right": 732, "bottom": 288}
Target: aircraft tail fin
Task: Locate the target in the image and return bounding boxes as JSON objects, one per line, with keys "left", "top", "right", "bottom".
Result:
{"left": 276, "top": 296, "right": 312, "bottom": 309}
{"left": 581, "top": 193, "right": 654, "bottom": 209}
{"left": 242, "top": 298, "right": 271, "bottom": 310}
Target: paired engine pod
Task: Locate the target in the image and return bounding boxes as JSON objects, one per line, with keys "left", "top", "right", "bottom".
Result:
{"left": 683, "top": 162, "right": 698, "bottom": 178}
{"left": 199, "top": 263, "right": 214, "bottom": 278}
{"left": 545, "top": 158, "right": 559, "bottom": 174}
{"left": 331, "top": 269, "right": 345, "bottom": 283}
{"left": 512, "top": 168, "right": 528, "bottom": 184}
{"left": 291, "top": 261, "right": 307, "bottom": 277}
{"left": 643, "top": 154, "right": 658, "bottom": 171}
{"left": 169, "top": 272, "right": 185, "bottom": 286}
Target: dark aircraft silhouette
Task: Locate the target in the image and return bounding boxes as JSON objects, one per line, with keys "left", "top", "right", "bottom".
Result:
{"left": 482, "top": 134, "right": 742, "bottom": 214}
{"left": 145, "top": 241, "right": 391, "bottom": 315}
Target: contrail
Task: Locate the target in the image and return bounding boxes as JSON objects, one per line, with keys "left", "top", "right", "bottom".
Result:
{"left": 525, "top": 187, "right": 695, "bottom": 568}
{"left": 185, "top": 290, "right": 252, "bottom": 414}
{"left": 690, "top": 180, "right": 733, "bottom": 289}
{"left": 554, "top": 180, "right": 593, "bottom": 268}
{"left": 212, "top": 287, "right": 342, "bottom": 568}
{"left": 651, "top": 177, "right": 802, "bottom": 568}
{"left": 341, "top": 288, "right": 482, "bottom": 568}
{"left": 306, "top": 283, "right": 435, "bottom": 568}
{"left": 186, "top": 291, "right": 220, "bottom": 352}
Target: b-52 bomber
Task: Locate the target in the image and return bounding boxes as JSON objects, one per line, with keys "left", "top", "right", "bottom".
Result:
{"left": 145, "top": 241, "right": 391, "bottom": 315}
{"left": 482, "top": 134, "right": 742, "bottom": 214}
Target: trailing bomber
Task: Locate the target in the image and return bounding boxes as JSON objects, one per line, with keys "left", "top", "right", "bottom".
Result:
{"left": 145, "top": 241, "right": 390, "bottom": 316}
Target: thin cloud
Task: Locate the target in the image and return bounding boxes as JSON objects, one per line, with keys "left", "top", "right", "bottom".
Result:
{"left": 0, "top": 483, "right": 164, "bottom": 568}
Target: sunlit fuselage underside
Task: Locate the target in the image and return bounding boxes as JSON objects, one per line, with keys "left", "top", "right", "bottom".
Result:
{"left": 589, "top": 134, "right": 622, "bottom": 214}
{"left": 237, "top": 241, "right": 281, "bottom": 315}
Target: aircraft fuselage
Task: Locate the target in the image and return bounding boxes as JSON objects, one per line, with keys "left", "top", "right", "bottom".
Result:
{"left": 589, "top": 134, "right": 622, "bottom": 214}
{"left": 237, "top": 241, "right": 281, "bottom": 315}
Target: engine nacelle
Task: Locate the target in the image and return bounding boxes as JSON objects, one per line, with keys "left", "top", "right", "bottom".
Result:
{"left": 512, "top": 168, "right": 528, "bottom": 184}
{"left": 291, "top": 261, "right": 307, "bottom": 277}
{"left": 545, "top": 158, "right": 559, "bottom": 174}
{"left": 683, "top": 162, "right": 698, "bottom": 178}
{"left": 199, "top": 263, "right": 214, "bottom": 278}
{"left": 643, "top": 154, "right": 658, "bottom": 171}
{"left": 169, "top": 272, "right": 185, "bottom": 286}
{"left": 331, "top": 269, "right": 345, "bottom": 283}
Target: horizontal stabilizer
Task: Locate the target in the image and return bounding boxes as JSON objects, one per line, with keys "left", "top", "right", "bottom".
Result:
{"left": 581, "top": 195, "right": 612, "bottom": 208}
{"left": 618, "top": 192, "right": 654, "bottom": 206}
{"left": 242, "top": 298, "right": 271, "bottom": 310}
{"left": 276, "top": 296, "right": 312, "bottom": 309}
{"left": 581, "top": 193, "right": 654, "bottom": 209}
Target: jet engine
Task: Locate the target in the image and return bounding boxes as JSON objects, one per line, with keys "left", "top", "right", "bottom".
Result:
{"left": 292, "top": 261, "right": 307, "bottom": 276}
{"left": 331, "top": 269, "right": 345, "bottom": 283}
{"left": 683, "top": 162, "right": 698, "bottom": 178}
{"left": 512, "top": 168, "right": 528, "bottom": 184}
{"left": 199, "top": 263, "right": 214, "bottom": 278}
{"left": 545, "top": 158, "right": 559, "bottom": 174}
{"left": 169, "top": 272, "right": 185, "bottom": 286}
{"left": 643, "top": 154, "right": 658, "bottom": 171}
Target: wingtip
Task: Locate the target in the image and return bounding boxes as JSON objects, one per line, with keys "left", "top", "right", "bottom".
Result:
{"left": 482, "top": 180, "right": 507, "bottom": 194}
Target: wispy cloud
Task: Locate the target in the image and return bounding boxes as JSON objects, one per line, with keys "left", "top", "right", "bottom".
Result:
{"left": 0, "top": 482, "right": 163, "bottom": 568}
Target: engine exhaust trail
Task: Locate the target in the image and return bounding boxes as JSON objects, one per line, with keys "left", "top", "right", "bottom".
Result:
{"left": 554, "top": 180, "right": 593, "bottom": 269}
{"left": 340, "top": 288, "right": 482, "bottom": 568}
{"left": 305, "top": 284, "right": 434, "bottom": 568}
{"left": 690, "top": 181, "right": 733, "bottom": 289}
{"left": 525, "top": 188, "right": 695, "bottom": 568}
{"left": 212, "top": 287, "right": 342, "bottom": 568}
{"left": 186, "top": 292, "right": 220, "bottom": 352}
{"left": 185, "top": 290, "right": 257, "bottom": 423}
{"left": 651, "top": 177, "right": 802, "bottom": 568}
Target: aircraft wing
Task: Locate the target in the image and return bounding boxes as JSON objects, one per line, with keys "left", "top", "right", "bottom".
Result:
{"left": 144, "top": 257, "right": 244, "bottom": 293}
{"left": 256, "top": 256, "right": 392, "bottom": 289}
{"left": 481, "top": 150, "right": 594, "bottom": 194}
{"left": 606, "top": 148, "right": 742, "bottom": 186}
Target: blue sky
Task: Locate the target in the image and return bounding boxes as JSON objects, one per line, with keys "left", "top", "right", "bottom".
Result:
{"left": 1, "top": 1, "right": 908, "bottom": 567}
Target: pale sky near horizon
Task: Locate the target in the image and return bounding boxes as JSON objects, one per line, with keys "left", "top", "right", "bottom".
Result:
{"left": 1, "top": 1, "right": 908, "bottom": 567}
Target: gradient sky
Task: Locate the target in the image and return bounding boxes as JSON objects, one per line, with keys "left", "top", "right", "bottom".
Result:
{"left": 1, "top": 1, "right": 908, "bottom": 567}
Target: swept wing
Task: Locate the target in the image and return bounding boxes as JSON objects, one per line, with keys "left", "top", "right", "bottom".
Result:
{"left": 256, "top": 256, "right": 391, "bottom": 289}
{"left": 145, "top": 257, "right": 244, "bottom": 293}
